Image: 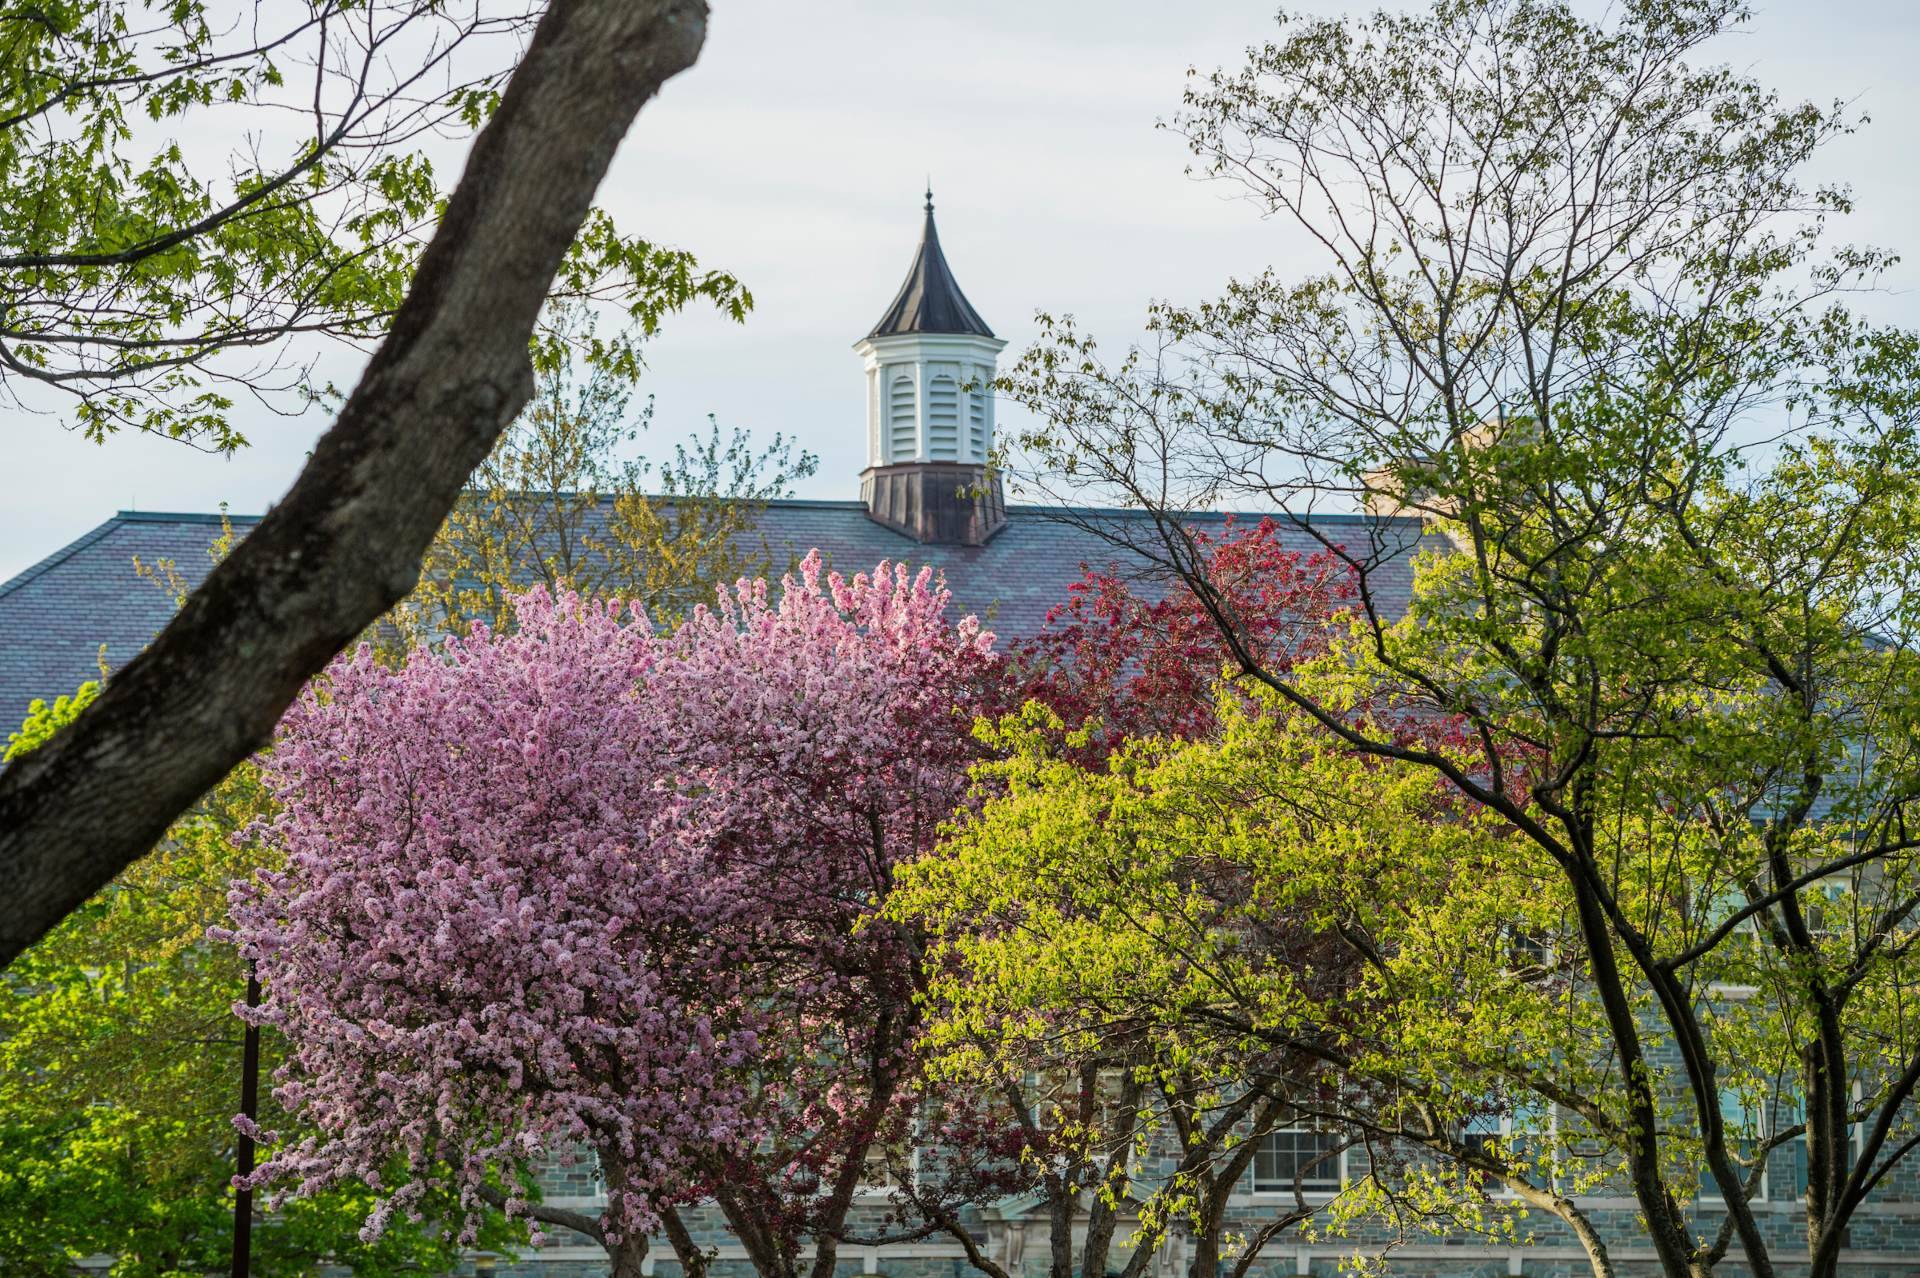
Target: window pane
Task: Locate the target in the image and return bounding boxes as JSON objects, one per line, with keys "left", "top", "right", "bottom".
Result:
{"left": 1253, "top": 1128, "right": 1339, "bottom": 1192}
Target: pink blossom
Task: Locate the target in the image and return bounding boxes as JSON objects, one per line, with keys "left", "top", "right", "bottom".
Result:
{"left": 226, "top": 553, "right": 995, "bottom": 1246}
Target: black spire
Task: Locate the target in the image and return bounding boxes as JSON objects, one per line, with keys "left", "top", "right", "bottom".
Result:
{"left": 866, "top": 188, "right": 994, "bottom": 339}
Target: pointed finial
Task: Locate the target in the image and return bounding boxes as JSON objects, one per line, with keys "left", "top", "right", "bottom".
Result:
{"left": 924, "top": 178, "right": 934, "bottom": 214}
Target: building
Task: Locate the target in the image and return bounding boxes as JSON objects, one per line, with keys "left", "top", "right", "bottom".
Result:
{"left": 5, "top": 202, "right": 1911, "bottom": 1278}
{"left": 0, "top": 193, "right": 1422, "bottom": 729}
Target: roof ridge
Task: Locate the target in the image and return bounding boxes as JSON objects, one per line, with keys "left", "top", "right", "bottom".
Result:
{"left": 111, "top": 509, "right": 265, "bottom": 524}
{"left": 1, "top": 510, "right": 263, "bottom": 600}
{"left": 1000, "top": 503, "right": 1423, "bottom": 527}
{"left": 0, "top": 516, "right": 130, "bottom": 600}
{"left": 0, "top": 501, "right": 1416, "bottom": 603}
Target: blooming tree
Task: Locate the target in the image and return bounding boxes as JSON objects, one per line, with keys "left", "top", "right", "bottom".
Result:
{"left": 635, "top": 556, "right": 993, "bottom": 1278}
{"left": 223, "top": 553, "right": 995, "bottom": 1278}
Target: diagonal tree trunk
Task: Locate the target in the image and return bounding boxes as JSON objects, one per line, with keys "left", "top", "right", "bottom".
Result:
{"left": 0, "top": 0, "right": 713, "bottom": 968}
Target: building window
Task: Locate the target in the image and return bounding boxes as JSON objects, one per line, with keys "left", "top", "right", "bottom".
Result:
{"left": 1801, "top": 876, "right": 1854, "bottom": 941}
{"left": 1502, "top": 922, "right": 1551, "bottom": 975}
{"left": 1696, "top": 1088, "right": 1770, "bottom": 1203}
{"left": 1462, "top": 1110, "right": 1504, "bottom": 1164}
{"left": 858, "top": 1111, "right": 924, "bottom": 1194}
{"left": 1252, "top": 1126, "right": 1341, "bottom": 1194}
{"left": 1780, "top": 1094, "right": 1863, "bottom": 1203}
{"left": 968, "top": 382, "right": 988, "bottom": 461}
{"left": 859, "top": 1136, "right": 915, "bottom": 1191}
{"left": 1461, "top": 1098, "right": 1553, "bottom": 1191}
{"left": 927, "top": 375, "right": 960, "bottom": 460}
{"left": 889, "top": 374, "right": 917, "bottom": 461}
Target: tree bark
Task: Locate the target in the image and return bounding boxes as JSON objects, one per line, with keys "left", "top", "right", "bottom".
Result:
{"left": 1080, "top": 1071, "right": 1145, "bottom": 1278}
{"left": 0, "top": 0, "right": 710, "bottom": 967}
{"left": 714, "top": 1186, "right": 798, "bottom": 1278}
{"left": 476, "top": 1183, "right": 609, "bottom": 1245}
{"left": 1503, "top": 1182, "right": 1617, "bottom": 1278}
{"left": 1565, "top": 878, "right": 1702, "bottom": 1278}
{"left": 663, "top": 1206, "right": 712, "bottom": 1278}
{"left": 611, "top": 1234, "right": 652, "bottom": 1278}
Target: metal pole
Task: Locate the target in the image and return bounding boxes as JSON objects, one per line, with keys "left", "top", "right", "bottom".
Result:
{"left": 230, "top": 960, "right": 261, "bottom": 1278}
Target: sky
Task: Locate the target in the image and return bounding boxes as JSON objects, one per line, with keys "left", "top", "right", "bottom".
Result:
{"left": 4, "top": 0, "right": 1918, "bottom": 582}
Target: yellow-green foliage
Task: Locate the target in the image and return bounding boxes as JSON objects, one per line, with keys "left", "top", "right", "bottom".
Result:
{"left": 893, "top": 673, "right": 1830, "bottom": 1246}
{"left": 4, "top": 682, "right": 99, "bottom": 763}
{"left": 0, "top": 690, "right": 477, "bottom": 1275}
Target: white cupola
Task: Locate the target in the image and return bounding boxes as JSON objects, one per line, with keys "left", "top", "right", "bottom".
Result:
{"left": 854, "top": 190, "right": 1008, "bottom": 545}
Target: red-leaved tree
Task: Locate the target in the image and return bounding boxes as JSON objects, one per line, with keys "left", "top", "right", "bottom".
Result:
{"left": 848, "top": 521, "right": 1370, "bottom": 1278}
{"left": 1004, "top": 519, "right": 1358, "bottom": 752}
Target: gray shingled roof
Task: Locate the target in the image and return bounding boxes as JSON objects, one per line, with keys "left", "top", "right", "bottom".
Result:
{"left": 0, "top": 502, "right": 1426, "bottom": 731}
{"left": 750, "top": 500, "right": 1423, "bottom": 635}
{"left": 0, "top": 511, "right": 263, "bottom": 730}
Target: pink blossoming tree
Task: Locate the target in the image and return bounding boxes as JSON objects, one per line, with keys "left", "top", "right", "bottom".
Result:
{"left": 223, "top": 553, "right": 996, "bottom": 1278}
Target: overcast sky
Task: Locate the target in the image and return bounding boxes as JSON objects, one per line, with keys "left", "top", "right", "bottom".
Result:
{"left": 4, "top": 0, "right": 1917, "bottom": 582}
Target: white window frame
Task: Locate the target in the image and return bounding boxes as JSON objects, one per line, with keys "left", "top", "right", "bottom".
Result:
{"left": 1698, "top": 1088, "right": 1772, "bottom": 1204}
{"left": 1779, "top": 1085, "right": 1868, "bottom": 1206}
{"left": 855, "top": 1111, "right": 924, "bottom": 1198}
{"left": 1250, "top": 1124, "right": 1345, "bottom": 1197}
{"left": 1462, "top": 1100, "right": 1558, "bottom": 1197}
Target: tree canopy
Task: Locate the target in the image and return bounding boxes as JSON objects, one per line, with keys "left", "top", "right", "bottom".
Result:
{"left": 997, "top": 2, "right": 1920, "bottom": 1275}
{"left": 223, "top": 557, "right": 997, "bottom": 1278}
{"left": 0, "top": 0, "right": 743, "bottom": 450}
{"left": 0, "top": 0, "right": 739, "bottom": 969}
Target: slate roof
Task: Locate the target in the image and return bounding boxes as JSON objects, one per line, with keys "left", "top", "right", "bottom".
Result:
{"left": 749, "top": 500, "right": 1424, "bottom": 635}
{"left": 0, "top": 502, "right": 1427, "bottom": 732}
{"left": 865, "top": 195, "right": 995, "bottom": 339}
{"left": 0, "top": 511, "right": 263, "bottom": 731}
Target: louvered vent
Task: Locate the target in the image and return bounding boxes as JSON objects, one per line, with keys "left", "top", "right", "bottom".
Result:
{"left": 967, "top": 385, "right": 987, "bottom": 461}
{"left": 889, "top": 375, "right": 917, "bottom": 461}
{"left": 927, "top": 376, "right": 960, "bottom": 460}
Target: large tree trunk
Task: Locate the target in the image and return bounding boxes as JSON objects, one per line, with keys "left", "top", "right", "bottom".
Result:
{"left": 0, "top": 0, "right": 712, "bottom": 968}
{"left": 1044, "top": 1173, "right": 1074, "bottom": 1278}
{"left": 1567, "top": 881, "right": 1704, "bottom": 1278}
{"left": 713, "top": 1186, "right": 800, "bottom": 1278}
{"left": 610, "top": 1235, "right": 651, "bottom": 1278}
{"left": 1186, "top": 1181, "right": 1231, "bottom": 1278}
